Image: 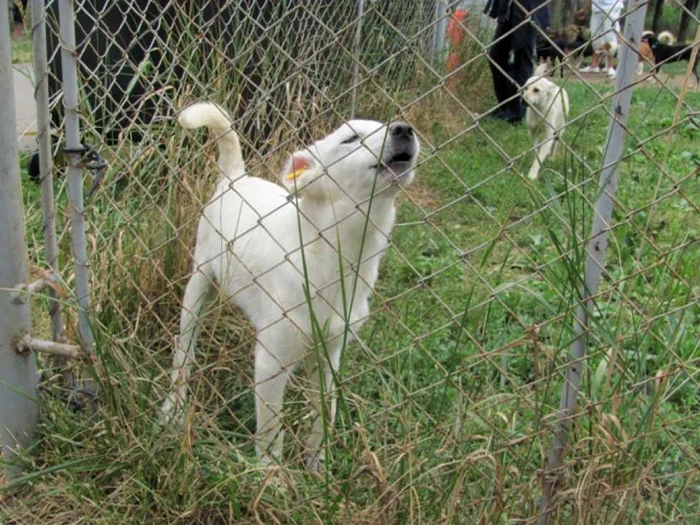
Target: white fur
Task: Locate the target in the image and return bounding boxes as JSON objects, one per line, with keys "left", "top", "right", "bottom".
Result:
{"left": 161, "top": 102, "right": 419, "bottom": 470}
{"left": 658, "top": 31, "right": 676, "bottom": 45}
{"left": 534, "top": 60, "right": 553, "bottom": 78}
{"left": 522, "top": 75, "right": 570, "bottom": 180}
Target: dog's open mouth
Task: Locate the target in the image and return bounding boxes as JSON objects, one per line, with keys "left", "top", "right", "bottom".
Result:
{"left": 371, "top": 151, "right": 415, "bottom": 175}
{"left": 388, "top": 152, "right": 413, "bottom": 163}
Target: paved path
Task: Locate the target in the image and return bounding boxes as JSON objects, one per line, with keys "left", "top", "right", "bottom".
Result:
{"left": 13, "top": 62, "right": 37, "bottom": 153}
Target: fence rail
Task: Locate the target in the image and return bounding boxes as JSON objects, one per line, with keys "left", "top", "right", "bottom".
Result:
{"left": 1, "top": 0, "right": 700, "bottom": 522}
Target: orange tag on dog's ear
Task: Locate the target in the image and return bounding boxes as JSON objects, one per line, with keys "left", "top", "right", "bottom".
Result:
{"left": 285, "top": 156, "right": 310, "bottom": 181}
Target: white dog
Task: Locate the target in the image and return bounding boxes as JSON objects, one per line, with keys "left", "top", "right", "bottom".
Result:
{"left": 522, "top": 67, "right": 570, "bottom": 180}
{"left": 161, "top": 102, "right": 419, "bottom": 470}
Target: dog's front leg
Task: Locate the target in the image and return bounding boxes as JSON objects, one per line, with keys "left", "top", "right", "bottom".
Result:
{"left": 551, "top": 129, "right": 562, "bottom": 157}
{"left": 528, "top": 156, "right": 542, "bottom": 180}
{"left": 305, "top": 343, "right": 342, "bottom": 472}
{"left": 529, "top": 126, "right": 555, "bottom": 180}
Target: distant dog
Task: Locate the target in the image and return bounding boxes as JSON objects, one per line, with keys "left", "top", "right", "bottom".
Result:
{"left": 160, "top": 103, "right": 419, "bottom": 470}
{"left": 600, "top": 40, "right": 619, "bottom": 72}
{"left": 643, "top": 34, "right": 699, "bottom": 85}
{"left": 562, "top": 24, "right": 582, "bottom": 47}
{"left": 637, "top": 31, "right": 658, "bottom": 76}
{"left": 522, "top": 65, "right": 570, "bottom": 180}
{"left": 565, "top": 28, "right": 595, "bottom": 69}
{"left": 537, "top": 30, "right": 567, "bottom": 77}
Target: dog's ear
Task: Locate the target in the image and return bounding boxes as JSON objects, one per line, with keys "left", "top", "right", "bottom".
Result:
{"left": 280, "top": 151, "right": 322, "bottom": 196}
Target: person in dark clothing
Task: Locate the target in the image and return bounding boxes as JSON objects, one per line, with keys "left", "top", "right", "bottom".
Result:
{"left": 484, "top": 0, "right": 551, "bottom": 123}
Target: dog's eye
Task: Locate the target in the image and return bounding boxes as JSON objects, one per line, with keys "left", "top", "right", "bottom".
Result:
{"left": 341, "top": 134, "right": 359, "bottom": 144}
{"left": 533, "top": 88, "right": 540, "bottom": 93}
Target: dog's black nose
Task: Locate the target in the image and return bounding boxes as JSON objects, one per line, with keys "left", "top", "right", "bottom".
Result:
{"left": 391, "top": 122, "right": 414, "bottom": 140}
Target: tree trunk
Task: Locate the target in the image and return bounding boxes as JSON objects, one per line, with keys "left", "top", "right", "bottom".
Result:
{"left": 678, "top": 0, "right": 699, "bottom": 41}
{"left": 652, "top": 0, "right": 665, "bottom": 33}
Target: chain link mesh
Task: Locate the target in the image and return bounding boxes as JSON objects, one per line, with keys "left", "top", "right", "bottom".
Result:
{"left": 9, "top": 0, "right": 700, "bottom": 522}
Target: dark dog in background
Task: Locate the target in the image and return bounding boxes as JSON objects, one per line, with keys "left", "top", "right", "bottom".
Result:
{"left": 536, "top": 30, "right": 567, "bottom": 77}
{"left": 536, "top": 25, "right": 590, "bottom": 76}
{"left": 563, "top": 25, "right": 595, "bottom": 69}
{"left": 643, "top": 34, "right": 699, "bottom": 85}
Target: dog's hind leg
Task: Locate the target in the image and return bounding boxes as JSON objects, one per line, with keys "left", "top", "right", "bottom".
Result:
{"left": 254, "top": 324, "right": 302, "bottom": 465}
{"left": 160, "top": 268, "right": 215, "bottom": 425}
{"left": 304, "top": 341, "right": 343, "bottom": 471}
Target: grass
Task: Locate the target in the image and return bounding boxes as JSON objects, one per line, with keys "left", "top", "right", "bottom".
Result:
{"left": 3, "top": 15, "right": 700, "bottom": 524}
{"left": 10, "top": 11, "right": 32, "bottom": 65}
{"left": 11, "top": 33, "right": 32, "bottom": 64}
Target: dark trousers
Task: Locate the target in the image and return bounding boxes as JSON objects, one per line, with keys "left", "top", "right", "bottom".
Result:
{"left": 488, "top": 12, "right": 537, "bottom": 119}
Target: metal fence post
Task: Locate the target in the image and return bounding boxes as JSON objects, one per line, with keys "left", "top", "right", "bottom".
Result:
{"left": 0, "top": 0, "right": 39, "bottom": 477}
{"left": 538, "top": 1, "right": 649, "bottom": 522}
{"left": 431, "top": 0, "right": 448, "bottom": 65}
{"left": 58, "top": 0, "right": 94, "bottom": 355}
{"left": 32, "top": 0, "right": 64, "bottom": 344}
{"left": 349, "top": 0, "right": 365, "bottom": 119}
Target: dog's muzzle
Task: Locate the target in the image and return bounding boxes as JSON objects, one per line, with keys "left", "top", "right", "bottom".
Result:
{"left": 382, "top": 122, "right": 418, "bottom": 177}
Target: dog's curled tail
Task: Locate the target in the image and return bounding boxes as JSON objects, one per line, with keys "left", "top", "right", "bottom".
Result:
{"left": 178, "top": 102, "right": 244, "bottom": 176}
{"left": 658, "top": 31, "right": 676, "bottom": 45}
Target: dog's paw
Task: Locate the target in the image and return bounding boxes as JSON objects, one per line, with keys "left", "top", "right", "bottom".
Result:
{"left": 159, "top": 394, "right": 186, "bottom": 428}
{"left": 528, "top": 167, "right": 540, "bottom": 180}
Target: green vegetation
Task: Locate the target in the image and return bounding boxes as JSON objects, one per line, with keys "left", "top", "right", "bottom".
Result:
{"left": 11, "top": 33, "right": 32, "bottom": 64}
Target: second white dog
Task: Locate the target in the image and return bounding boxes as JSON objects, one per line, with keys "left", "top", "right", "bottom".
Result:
{"left": 161, "top": 102, "right": 419, "bottom": 470}
{"left": 522, "top": 68, "right": 570, "bottom": 180}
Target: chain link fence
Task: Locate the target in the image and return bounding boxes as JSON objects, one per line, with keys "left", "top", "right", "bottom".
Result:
{"left": 2, "top": 0, "right": 700, "bottom": 522}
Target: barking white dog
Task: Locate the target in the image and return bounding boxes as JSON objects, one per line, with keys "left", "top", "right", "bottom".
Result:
{"left": 522, "top": 69, "right": 570, "bottom": 180}
{"left": 161, "top": 102, "right": 419, "bottom": 470}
